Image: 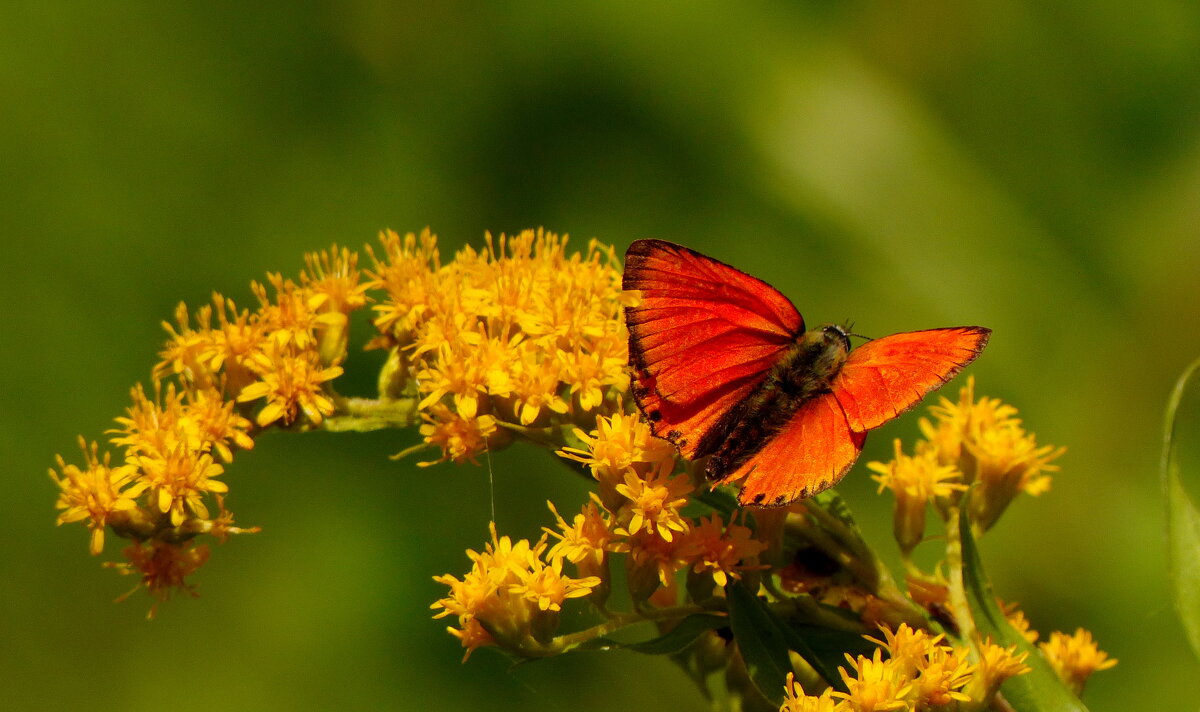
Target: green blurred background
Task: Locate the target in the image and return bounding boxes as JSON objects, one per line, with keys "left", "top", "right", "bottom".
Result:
{"left": 4, "top": 2, "right": 1198, "bottom": 710}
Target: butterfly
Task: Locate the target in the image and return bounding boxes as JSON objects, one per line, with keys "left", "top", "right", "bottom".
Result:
{"left": 623, "top": 239, "right": 990, "bottom": 507}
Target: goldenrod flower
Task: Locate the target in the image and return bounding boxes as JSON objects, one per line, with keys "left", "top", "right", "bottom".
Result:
{"left": 154, "top": 301, "right": 220, "bottom": 389}
{"left": 911, "top": 644, "right": 973, "bottom": 708}
{"left": 183, "top": 387, "right": 256, "bottom": 463}
{"left": 154, "top": 295, "right": 270, "bottom": 395}
{"left": 50, "top": 439, "right": 148, "bottom": 555}
{"left": 615, "top": 462, "right": 693, "bottom": 542}
{"left": 203, "top": 294, "right": 270, "bottom": 395}
{"left": 904, "top": 572, "right": 950, "bottom": 610}
{"left": 679, "top": 515, "right": 766, "bottom": 588}
{"left": 252, "top": 273, "right": 341, "bottom": 353}
{"left": 109, "top": 540, "right": 211, "bottom": 619}
{"left": 560, "top": 410, "right": 677, "bottom": 476}
{"left": 432, "top": 522, "right": 600, "bottom": 660}
{"left": 1039, "top": 628, "right": 1117, "bottom": 696}
{"left": 781, "top": 674, "right": 845, "bottom": 712}
{"left": 508, "top": 556, "right": 601, "bottom": 613}
{"left": 109, "top": 383, "right": 194, "bottom": 459}
{"left": 110, "top": 384, "right": 253, "bottom": 465}
{"left": 966, "top": 639, "right": 1031, "bottom": 702}
{"left": 237, "top": 342, "right": 343, "bottom": 426}
{"left": 868, "top": 439, "right": 965, "bottom": 553}
{"left": 625, "top": 529, "right": 690, "bottom": 601}
{"left": 511, "top": 357, "right": 572, "bottom": 426}
{"left": 833, "top": 648, "right": 912, "bottom": 712}
{"left": 300, "top": 244, "right": 370, "bottom": 315}
{"left": 545, "top": 497, "right": 625, "bottom": 577}
{"left": 364, "top": 227, "right": 441, "bottom": 346}
{"left": 298, "top": 245, "right": 370, "bottom": 365}
{"left": 132, "top": 446, "right": 228, "bottom": 527}
{"left": 417, "top": 404, "right": 500, "bottom": 466}
{"left": 918, "top": 377, "right": 1064, "bottom": 531}
{"left": 864, "top": 623, "right": 945, "bottom": 679}
{"left": 999, "top": 599, "right": 1039, "bottom": 643}
{"left": 369, "top": 228, "right": 629, "bottom": 465}
{"left": 559, "top": 410, "right": 678, "bottom": 508}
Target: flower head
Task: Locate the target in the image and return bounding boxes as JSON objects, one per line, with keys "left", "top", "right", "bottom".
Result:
{"left": 615, "top": 462, "right": 693, "bottom": 542}
{"left": 50, "top": 438, "right": 148, "bottom": 555}
{"left": 781, "top": 674, "right": 845, "bottom": 712}
{"left": 237, "top": 342, "right": 343, "bottom": 426}
{"left": 833, "top": 648, "right": 912, "bottom": 712}
{"left": 432, "top": 522, "right": 601, "bottom": 660}
{"left": 918, "top": 377, "right": 1064, "bottom": 531}
{"left": 679, "top": 515, "right": 766, "bottom": 588}
{"left": 1039, "top": 628, "right": 1117, "bottom": 696}
{"left": 868, "top": 439, "right": 965, "bottom": 553}
{"left": 967, "top": 639, "right": 1031, "bottom": 702}
{"left": 108, "top": 540, "right": 211, "bottom": 619}
{"left": 132, "top": 446, "right": 228, "bottom": 527}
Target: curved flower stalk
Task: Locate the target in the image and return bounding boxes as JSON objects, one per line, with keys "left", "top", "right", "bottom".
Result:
{"left": 51, "top": 230, "right": 1115, "bottom": 709}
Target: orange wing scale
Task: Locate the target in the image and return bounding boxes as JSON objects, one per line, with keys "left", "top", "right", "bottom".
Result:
{"left": 624, "top": 240, "right": 803, "bottom": 458}
{"left": 716, "top": 392, "right": 866, "bottom": 507}
{"left": 831, "top": 327, "right": 991, "bottom": 432}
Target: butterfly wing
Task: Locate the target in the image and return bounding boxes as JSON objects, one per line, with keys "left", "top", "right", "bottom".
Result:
{"left": 831, "top": 327, "right": 991, "bottom": 433}
{"left": 623, "top": 239, "right": 803, "bottom": 458}
{"left": 715, "top": 391, "right": 865, "bottom": 507}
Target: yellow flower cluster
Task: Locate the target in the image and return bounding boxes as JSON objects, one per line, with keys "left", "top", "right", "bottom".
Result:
{"left": 562, "top": 412, "right": 767, "bottom": 598}
{"left": 366, "top": 228, "right": 633, "bottom": 465}
{"left": 869, "top": 377, "right": 1064, "bottom": 551}
{"left": 430, "top": 523, "right": 602, "bottom": 661}
{"left": 781, "top": 624, "right": 1029, "bottom": 712}
{"left": 51, "top": 245, "right": 365, "bottom": 607}
{"left": 433, "top": 409, "right": 771, "bottom": 658}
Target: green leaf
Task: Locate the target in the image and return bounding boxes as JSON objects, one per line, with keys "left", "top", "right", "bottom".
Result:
{"left": 812, "top": 489, "right": 860, "bottom": 530}
{"left": 783, "top": 623, "right": 869, "bottom": 691}
{"left": 695, "top": 489, "right": 738, "bottom": 518}
{"left": 1162, "top": 356, "right": 1200, "bottom": 662}
{"left": 725, "top": 583, "right": 854, "bottom": 702}
{"left": 625, "top": 613, "right": 730, "bottom": 656}
{"left": 726, "top": 582, "right": 799, "bottom": 704}
{"left": 957, "top": 499, "right": 1088, "bottom": 712}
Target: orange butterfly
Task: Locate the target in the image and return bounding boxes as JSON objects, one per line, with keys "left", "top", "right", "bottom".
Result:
{"left": 623, "top": 239, "right": 990, "bottom": 507}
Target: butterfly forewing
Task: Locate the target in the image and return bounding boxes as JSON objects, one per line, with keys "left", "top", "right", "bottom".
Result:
{"left": 624, "top": 239, "right": 803, "bottom": 458}
{"left": 716, "top": 392, "right": 866, "bottom": 507}
{"left": 831, "top": 327, "right": 991, "bottom": 433}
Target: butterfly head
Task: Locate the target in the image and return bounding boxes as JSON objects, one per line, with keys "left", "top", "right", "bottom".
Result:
{"left": 820, "top": 324, "right": 852, "bottom": 352}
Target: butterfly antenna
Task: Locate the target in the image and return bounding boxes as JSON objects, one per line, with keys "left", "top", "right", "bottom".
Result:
{"left": 841, "top": 320, "right": 873, "bottom": 341}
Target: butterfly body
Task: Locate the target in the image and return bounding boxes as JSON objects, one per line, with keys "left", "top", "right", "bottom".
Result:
{"left": 702, "top": 325, "right": 852, "bottom": 479}
{"left": 623, "top": 239, "right": 990, "bottom": 507}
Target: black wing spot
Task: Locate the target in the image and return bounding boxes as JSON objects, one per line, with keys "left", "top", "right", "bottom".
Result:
{"left": 772, "top": 495, "right": 786, "bottom": 506}
{"left": 648, "top": 409, "right": 662, "bottom": 422}
{"left": 751, "top": 492, "right": 766, "bottom": 505}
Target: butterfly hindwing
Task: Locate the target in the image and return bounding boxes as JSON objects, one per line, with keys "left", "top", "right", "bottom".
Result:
{"left": 624, "top": 239, "right": 804, "bottom": 458}
{"left": 715, "top": 391, "right": 866, "bottom": 507}
{"left": 831, "top": 327, "right": 991, "bottom": 433}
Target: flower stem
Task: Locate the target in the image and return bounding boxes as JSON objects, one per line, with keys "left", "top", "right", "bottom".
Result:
{"left": 322, "top": 396, "right": 419, "bottom": 432}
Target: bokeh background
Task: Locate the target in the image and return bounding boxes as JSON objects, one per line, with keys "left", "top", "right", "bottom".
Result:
{"left": 4, "top": 2, "right": 1199, "bottom": 710}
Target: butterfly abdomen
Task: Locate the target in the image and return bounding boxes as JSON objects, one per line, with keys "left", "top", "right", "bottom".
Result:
{"left": 704, "top": 325, "right": 851, "bottom": 480}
